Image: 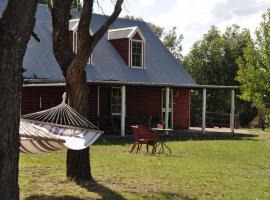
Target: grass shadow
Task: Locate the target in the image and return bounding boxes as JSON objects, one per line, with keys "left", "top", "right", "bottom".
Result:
{"left": 96, "top": 130, "right": 259, "bottom": 147}
{"left": 95, "top": 135, "right": 133, "bottom": 146}
{"left": 155, "top": 128, "right": 260, "bottom": 143}
{"left": 75, "top": 179, "right": 126, "bottom": 200}
{"left": 160, "top": 192, "right": 198, "bottom": 200}
{"left": 25, "top": 195, "right": 83, "bottom": 200}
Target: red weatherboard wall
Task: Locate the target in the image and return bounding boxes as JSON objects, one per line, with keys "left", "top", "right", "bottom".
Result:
{"left": 68, "top": 30, "right": 73, "bottom": 49}
{"left": 109, "top": 38, "right": 129, "bottom": 65}
{"left": 88, "top": 86, "right": 98, "bottom": 124}
{"left": 126, "top": 86, "right": 162, "bottom": 117}
{"left": 173, "top": 88, "right": 190, "bottom": 129}
{"left": 132, "top": 32, "right": 142, "bottom": 40}
{"left": 21, "top": 86, "right": 65, "bottom": 115}
{"left": 21, "top": 86, "right": 98, "bottom": 120}
{"left": 126, "top": 86, "right": 190, "bottom": 129}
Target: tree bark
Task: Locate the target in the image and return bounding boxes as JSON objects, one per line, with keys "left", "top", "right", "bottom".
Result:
{"left": 50, "top": 0, "right": 123, "bottom": 181}
{"left": 66, "top": 66, "right": 91, "bottom": 180}
{"left": 0, "top": 0, "right": 38, "bottom": 199}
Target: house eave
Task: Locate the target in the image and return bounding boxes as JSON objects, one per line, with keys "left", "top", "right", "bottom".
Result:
{"left": 23, "top": 79, "right": 239, "bottom": 89}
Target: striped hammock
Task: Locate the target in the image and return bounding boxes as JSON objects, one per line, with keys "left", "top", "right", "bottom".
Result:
{"left": 20, "top": 93, "right": 103, "bottom": 154}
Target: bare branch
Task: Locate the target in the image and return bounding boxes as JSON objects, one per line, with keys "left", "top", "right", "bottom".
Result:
{"left": 77, "top": 0, "right": 94, "bottom": 40}
{"left": 31, "top": 31, "right": 40, "bottom": 42}
{"left": 91, "top": 0, "right": 124, "bottom": 50}
{"left": 95, "top": 0, "right": 106, "bottom": 15}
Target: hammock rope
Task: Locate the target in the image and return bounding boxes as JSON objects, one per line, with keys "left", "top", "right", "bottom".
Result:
{"left": 21, "top": 93, "right": 98, "bottom": 130}
{"left": 20, "top": 93, "right": 103, "bottom": 154}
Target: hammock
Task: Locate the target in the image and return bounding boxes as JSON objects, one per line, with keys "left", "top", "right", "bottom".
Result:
{"left": 20, "top": 93, "right": 103, "bottom": 154}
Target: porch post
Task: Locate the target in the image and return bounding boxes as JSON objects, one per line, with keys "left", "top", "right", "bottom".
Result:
{"left": 202, "top": 88, "right": 206, "bottom": 134}
{"left": 230, "top": 89, "right": 235, "bottom": 134}
{"left": 97, "top": 86, "right": 100, "bottom": 128}
{"left": 165, "top": 87, "right": 170, "bottom": 129}
{"left": 121, "top": 85, "right": 126, "bottom": 137}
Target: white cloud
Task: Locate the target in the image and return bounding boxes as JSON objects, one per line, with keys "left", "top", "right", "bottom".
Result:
{"left": 145, "top": 0, "right": 270, "bottom": 55}
{"left": 139, "top": 0, "right": 156, "bottom": 8}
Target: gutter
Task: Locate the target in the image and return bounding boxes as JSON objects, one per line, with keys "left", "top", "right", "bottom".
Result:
{"left": 23, "top": 79, "right": 240, "bottom": 90}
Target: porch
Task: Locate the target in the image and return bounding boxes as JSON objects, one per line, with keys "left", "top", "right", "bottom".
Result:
{"left": 90, "top": 85, "right": 189, "bottom": 136}
{"left": 22, "top": 83, "right": 239, "bottom": 137}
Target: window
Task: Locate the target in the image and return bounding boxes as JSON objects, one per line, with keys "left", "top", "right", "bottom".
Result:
{"left": 131, "top": 40, "right": 144, "bottom": 68}
{"left": 73, "top": 31, "right": 91, "bottom": 64}
{"left": 111, "top": 88, "right": 121, "bottom": 115}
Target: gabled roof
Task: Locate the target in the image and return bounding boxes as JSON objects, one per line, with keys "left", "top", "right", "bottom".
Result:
{"left": 0, "top": 1, "right": 196, "bottom": 87}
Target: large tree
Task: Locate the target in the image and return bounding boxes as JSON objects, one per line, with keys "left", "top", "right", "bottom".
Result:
{"left": 183, "top": 25, "right": 256, "bottom": 127}
{"left": 49, "top": 0, "right": 124, "bottom": 181}
{"left": 237, "top": 9, "right": 270, "bottom": 109}
{"left": 163, "top": 27, "right": 183, "bottom": 62}
{"left": 0, "top": 0, "right": 38, "bottom": 199}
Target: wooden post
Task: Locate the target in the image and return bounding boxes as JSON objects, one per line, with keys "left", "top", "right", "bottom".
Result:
{"left": 202, "top": 88, "right": 206, "bottom": 134}
{"left": 165, "top": 87, "right": 170, "bottom": 129}
{"left": 230, "top": 89, "right": 235, "bottom": 134}
{"left": 97, "top": 86, "right": 100, "bottom": 128}
{"left": 121, "top": 85, "right": 126, "bottom": 137}
{"left": 97, "top": 86, "right": 100, "bottom": 116}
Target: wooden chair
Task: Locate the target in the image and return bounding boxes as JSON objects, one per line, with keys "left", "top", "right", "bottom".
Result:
{"left": 130, "top": 125, "right": 158, "bottom": 154}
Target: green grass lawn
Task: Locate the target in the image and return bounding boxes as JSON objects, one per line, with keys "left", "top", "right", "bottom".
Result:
{"left": 20, "top": 129, "right": 270, "bottom": 200}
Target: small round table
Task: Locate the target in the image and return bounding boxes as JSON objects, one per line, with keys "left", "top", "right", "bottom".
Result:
{"left": 152, "top": 128, "right": 173, "bottom": 154}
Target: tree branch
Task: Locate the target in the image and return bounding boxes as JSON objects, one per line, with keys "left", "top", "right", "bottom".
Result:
{"left": 91, "top": 0, "right": 124, "bottom": 50}
{"left": 77, "top": 0, "right": 93, "bottom": 54}
{"left": 51, "top": 0, "right": 74, "bottom": 76}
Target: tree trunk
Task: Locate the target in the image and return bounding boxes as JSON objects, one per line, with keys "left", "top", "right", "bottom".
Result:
{"left": 0, "top": 0, "right": 38, "bottom": 199}
{"left": 66, "top": 67, "right": 91, "bottom": 180}
{"left": 50, "top": 0, "right": 123, "bottom": 181}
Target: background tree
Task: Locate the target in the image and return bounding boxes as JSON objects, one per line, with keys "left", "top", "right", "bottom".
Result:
{"left": 237, "top": 9, "right": 270, "bottom": 109}
{"left": 0, "top": 0, "right": 38, "bottom": 199}
{"left": 183, "top": 25, "right": 257, "bottom": 127}
{"left": 163, "top": 27, "right": 183, "bottom": 62}
{"left": 49, "top": 0, "right": 124, "bottom": 181}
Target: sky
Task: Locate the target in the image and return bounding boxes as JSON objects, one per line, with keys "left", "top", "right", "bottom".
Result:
{"left": 94, "top": 0, "right": 270, "bottom": 55}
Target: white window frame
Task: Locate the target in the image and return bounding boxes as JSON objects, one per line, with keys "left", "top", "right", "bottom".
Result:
{"left": 73, "top": 31, "right": 92, "bottom": 65}
{"left": 161, "top": 89, "right": 173, "bottom": 128}
{"left": 111, "top": 87, "right": 122, "bottom": 115}
{"left": 129, "top": 39, "right": 145, "bottom": 69}
{"left": 73, "top": 31, "right": 78, "bottom": 54}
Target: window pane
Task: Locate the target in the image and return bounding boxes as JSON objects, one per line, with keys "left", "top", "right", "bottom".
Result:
{"left": 132, "top": 41, "right": 143, "bottom": 67}
{"left": 111, "top": 88, "right": 122, "bottom": 114}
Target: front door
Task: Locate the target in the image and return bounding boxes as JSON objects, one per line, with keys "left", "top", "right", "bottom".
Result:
{"left": 99, "top": 87, "right": 112, "bottom": 132}
{"left": 162, "top": 89, "right": 173, "bottom": 128}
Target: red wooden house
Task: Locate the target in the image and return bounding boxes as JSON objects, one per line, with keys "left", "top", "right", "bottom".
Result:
{"left": 20, "top": 5, "right": 197, "bottom": 136}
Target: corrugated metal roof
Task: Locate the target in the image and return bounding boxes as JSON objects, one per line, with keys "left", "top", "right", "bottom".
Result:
{"left": 0, "top": 2, "right": 196, "bottom": 87}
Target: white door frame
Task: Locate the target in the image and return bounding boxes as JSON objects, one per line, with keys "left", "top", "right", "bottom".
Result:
{"left": 161, "top": 89, "right": 173, "bottom": 128}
